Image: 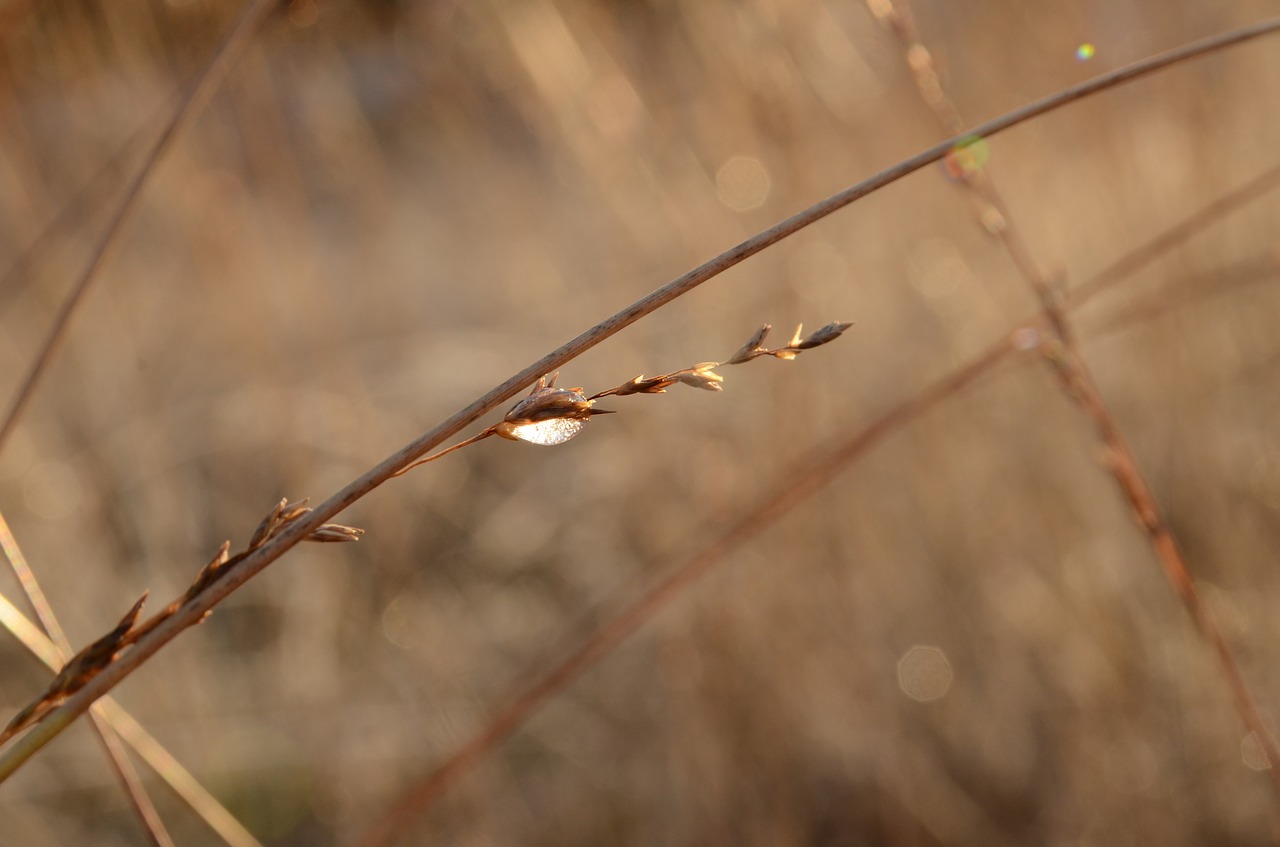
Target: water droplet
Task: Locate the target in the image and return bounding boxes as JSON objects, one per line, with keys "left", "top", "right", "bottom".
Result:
{"left": 508, "top": 417, "right": 587, "bottom": 446}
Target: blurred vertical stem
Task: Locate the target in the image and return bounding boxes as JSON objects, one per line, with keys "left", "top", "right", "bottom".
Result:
{"left": 869, "top": 0, "right": 1280, "bottom": 801}
{"left": 0, "top": 513, "right": 175, "bottom": 847}
{"left": 0, "top": 0, "right": 280, "bottom": 840}
{"left": 0, "top": 517, "right": 264, "bottom": 846}
{"left": 354, "top": 146, "right": 1280, "bottom": 839}
{"left": 0, "top": 0, "right": 281, "bottom": 454}
{"left": 2, "top": 11, "right": 1280, "bottom": 790}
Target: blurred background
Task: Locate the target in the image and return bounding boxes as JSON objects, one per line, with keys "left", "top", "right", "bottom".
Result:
{"left": 1, "top": 0, "right": 1279, "bottom": 844}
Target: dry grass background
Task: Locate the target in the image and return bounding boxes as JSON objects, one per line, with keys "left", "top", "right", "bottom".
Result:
{"left": 1, "top": 0, "right": 1279, "bottom": 844}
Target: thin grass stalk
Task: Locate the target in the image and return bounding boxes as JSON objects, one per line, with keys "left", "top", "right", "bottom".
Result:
{"left": 871, "top": 0, "right": 1280, "bottom": 798}
{"left": 0, "top": 107, "right": 167, "bottom": 315}
{"left": 0, "top": 592, "right": 261, "bottom": 846}
{"left": 89, "top": 727, "right": 173, "bottom": 847}
{"left": 1, "top": 16, "right": 1279, "bottom": 784}
{"left": 1084, "top": 257, "right": 1278, "bottom": 337}
{"left": 357, "top": 151, "right": 1280, "bottom": 839}
{"left": 0, "top": 514, "right": 174, "bottom": 845}
{"left": 0, "top": 513, "right": 263, "bottom": 845}
{"left": 353, "top": 335, "right": 1020, "bottom": 847}
{"left": 1068, "top": 162, "right": 1280, "bottom": 307}
{"left": 0, "top": 0, "right": 279, "bottom": 455}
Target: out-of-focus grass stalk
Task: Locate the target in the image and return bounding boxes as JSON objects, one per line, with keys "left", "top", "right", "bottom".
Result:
{"left": 867, "top": 0, "right": 1280, "bottom": 799}
{"left": 3, "top": 11, "right": 1280, "bottom": 790}
{"left": 0, "top": 519, "right": 263, "bottom": 847}
{"left": 354, "top": 150, "right": 1280, "bottom": 844}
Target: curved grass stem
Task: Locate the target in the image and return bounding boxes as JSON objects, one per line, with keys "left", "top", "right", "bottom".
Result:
{"left": 1, "top": 14, "right": 1279, "bottom": 786}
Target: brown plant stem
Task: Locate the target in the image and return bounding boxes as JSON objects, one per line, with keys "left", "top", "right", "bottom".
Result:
{"left": 872, "top": 0, "right": 1280, "bottom": 801}
{"left": 1047, "top": 336, "right": 1280, "bottom": 782}
{"left": 1068, "top": 161, "right": 1280, "bottom": 308}
{"left": 0, "top": 106, "right": 166, "bottom": 316}
{"left": 1, "top": 16, "right": 1279, "bottom": 784}
{"left": 0, "top": 514, "right": 174, "bottom": 846}
{"left": 391, "top": 430, "right": 496, "bottom": 477}
{"left": 1083, "top": 256, "right": 1277, "bottom": 337}
{"left": 354, "top": 335, "right": 1020, "bottom": 847}
{"left": 0, "top": 0, "right": 280, "bottom": 455}
{"left": 354, "top": 139, "right": 1280, "bottom": 838}
{"left": 0, "top": 588, "right": 263, "bottom": 846}
{"left": 358, "top": 237, "right": 1280, "bottom": 843}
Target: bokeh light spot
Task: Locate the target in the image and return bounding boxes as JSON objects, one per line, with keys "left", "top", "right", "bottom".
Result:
{"left": 1076, "top": 43, "right": 1096, "bottom": 61}
{"left": 1242, "top": 732, "right": 1272, "bottom": 771}
{"left": 1012, "top": 327, "right": 1042, "bottom": 350}
{"left": 716, "top": 156, "right": 771, "bottom": 211}
{"left": 382, "top": 595, "right": 421, "bottom": 650}
{"left": 897, "top": 645, "right": 954, "bottom": 702}
{"left": 942, "top": 135, "right": 989, "bottom": 180}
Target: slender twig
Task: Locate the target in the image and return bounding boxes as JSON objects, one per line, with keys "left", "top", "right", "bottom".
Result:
{"left": 871, "top": 0, "right": 1280, "bottom": 799}
{"left": 1071, "top": 166, "right": 1280, "bottom": 314}
{"left": 390, "top": 322, "right": 850, "bottom": 473}
{"left": 0, "top": 0, "right": 279, "bottom": 455}
{"left": 1, "top": 16, "right": 1279, "bottom": 784}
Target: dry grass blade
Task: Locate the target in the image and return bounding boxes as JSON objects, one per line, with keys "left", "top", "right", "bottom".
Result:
{"left": 356, "top": 149, "right": 1280, "bottom": 842}
{"left": 91, "top": 727, "right": 174, "bottom": 847}
{"left": 123, "top": 498, "right": 363, "bottom": 650}
{"left": 0, "top": 514, "right": 175, "bottom": 845}
{"left": 354, "top": 337, "right": 1020, "bottom": 847}
{"left": 0, "top": 591, "right": 263, "bottom": 847}
{"left": 0, "top": 107, "right": 163, "bottom": 316}
{"left": 871, "top": 0, "right": 1280, "bottom": 800}
{"left": 396, "top": 319, "right": 848, "bottom": 468}
{"left": 1, "top": 16, "right": 1279, "bottom": 785}
{"left": 1083, "top": 257, "right": 1278, "bottom": 337}
{"left": 0, "top": 0, "right": 279, "bottom": 456}
{"left": 0, "top": 593, "right": 147, "bottom": 745}
{"left": 3, "top": 496, "right": 363, "bottom": 746}
{"left": 1068, "top": 162, "right": 1280, "bottom": 308}
{"left": 1039, "top": 329, "right": 1280, "bottom": 796}
{"left": 583, "top": 317, "right": 848, "bottom": 401}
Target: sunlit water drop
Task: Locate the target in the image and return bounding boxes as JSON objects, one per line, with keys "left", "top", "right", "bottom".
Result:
{"left": 507, "top": 417, "right": 587, "bottom": 446}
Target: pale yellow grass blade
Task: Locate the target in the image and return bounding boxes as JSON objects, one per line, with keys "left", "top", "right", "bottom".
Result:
{"left": 0, "top": 593, "right": 263, "bottom": 847}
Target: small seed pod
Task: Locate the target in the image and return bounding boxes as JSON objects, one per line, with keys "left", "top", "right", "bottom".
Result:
{"left": 494, "top": 375, "right": 614, "bottom": 445}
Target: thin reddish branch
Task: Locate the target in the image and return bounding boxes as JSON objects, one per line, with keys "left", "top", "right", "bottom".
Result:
{"left": 355, "top": 148, "right": 1280, "bottom": 840}
{"left": 3, "top": 14, "right": 1280, "bottom": 786}
{"left": 872, "top": 0, "right": 1280, "bottom": 801}
{"left": 354, "top": 336, "right": 1020, "bottom": 847}
{"left": 0, "top": 0, "right": 280, "bottom": 454}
